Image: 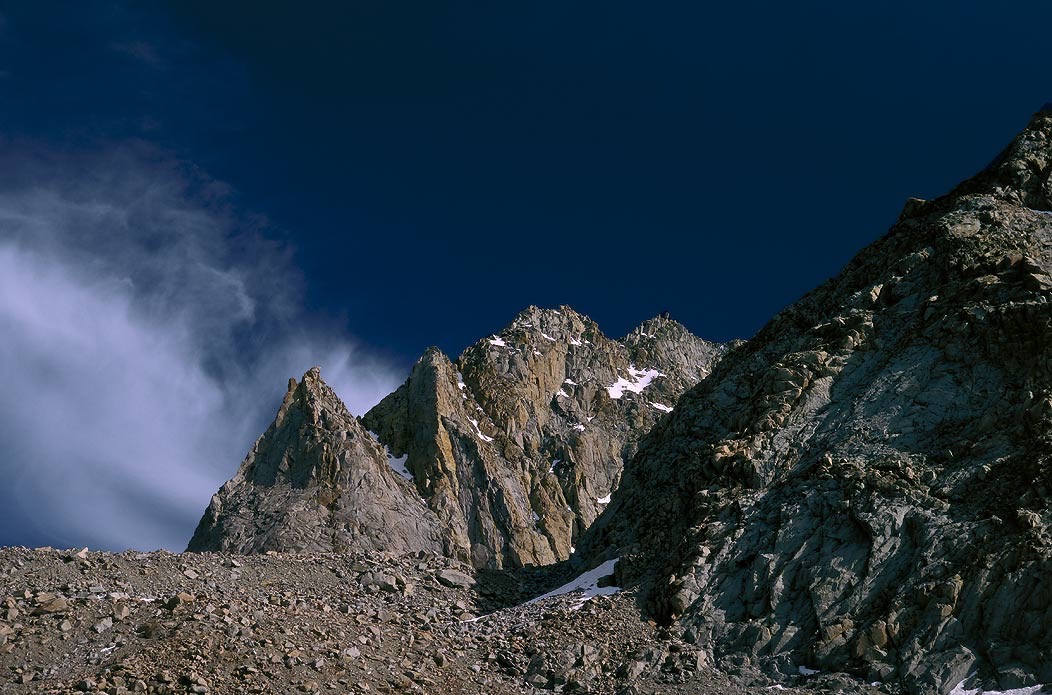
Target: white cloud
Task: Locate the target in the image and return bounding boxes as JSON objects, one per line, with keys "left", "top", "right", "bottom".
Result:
{"left": 0, "top": 142, "right": 403, "bottom": 551}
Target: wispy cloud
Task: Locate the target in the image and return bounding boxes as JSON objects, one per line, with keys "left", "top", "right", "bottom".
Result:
{"left": 0, "top": 141, "right": 403, "bottom": 551}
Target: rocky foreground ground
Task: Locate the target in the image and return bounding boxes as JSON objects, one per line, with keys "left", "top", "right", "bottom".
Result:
{"left": 0, "top": 547, "right": 892, "bottom": 694}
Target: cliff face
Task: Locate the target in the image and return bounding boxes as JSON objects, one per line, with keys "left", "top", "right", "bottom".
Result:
{"left": 578, "top": 109, "right": 1052, "bottom": 694}
{"left": 189, "top": 308, "right": 730, "bottom": 569}
{"left": 362, "top": 306, "right": 731, "bottom": 568}
{"left": 187, "top": 368, "right": 443, "bottom": 555}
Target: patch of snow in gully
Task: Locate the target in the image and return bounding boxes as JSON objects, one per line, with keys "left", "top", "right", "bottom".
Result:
{"left": 607, "top": 364, "right": 664, "bottom": 399}
{"left": 468, "top": 417, "right": 495, "bottom": 442}
{"left": 527, "top": 559, "right": 620, "bottom": 608}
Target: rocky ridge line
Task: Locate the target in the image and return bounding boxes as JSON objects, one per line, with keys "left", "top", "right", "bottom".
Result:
{"left": 191, "top": 307, "right": 732, "bottom": 570}
{"left": 187, "top": 368, "right": 443, "bottom": 555}
{"left": 578, "top": 107, "right": 1052, "bottom": 694}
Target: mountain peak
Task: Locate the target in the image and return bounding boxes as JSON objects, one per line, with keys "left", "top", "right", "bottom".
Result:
{"left": 950, "top": 108, "right": 1052, "bottom": 210}
{"left": 626, "top": 313, "right": 688, "bottom": 338}
{"left": 187, "top": 365, "right": 442, "bottom": 555}
{"left": 578, "top": 112, "right": 1052, "bottom": 693}
{"left": 190, "top": 296, "right": 730, "bottom": 568}
{"left": 506, "top": 304, "right": 589, "bottom": 329}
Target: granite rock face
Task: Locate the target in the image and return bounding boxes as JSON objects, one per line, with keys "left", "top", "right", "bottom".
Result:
{"left": 363, "top": 306, "right": 730, "bottom": 568}
{"left": 190, "top": 309, "right": 730, "bottom": 570}
{"left": 187, "top": 368, "right": 444, "bottom": 555}
{"left": 579, "top": 108, "right": 1052, "bottom": 694}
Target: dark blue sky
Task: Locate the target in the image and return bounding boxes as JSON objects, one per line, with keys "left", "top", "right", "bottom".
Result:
{"left": 2, "top": 2, "right": 1051, "bottom": 551}
{"left": 3, "top": 1, "right": 1051, "bottom": 365}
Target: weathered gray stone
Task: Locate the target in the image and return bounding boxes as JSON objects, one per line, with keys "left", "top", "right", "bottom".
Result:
{"left": 580, "top": 107, "right": 1052, "bottom": 695}
{"left": 190, "top": 310, "right": 730, "bottom": 569}
{"left": 186, "top": 368, "right": 444, "bottom": 556}
{"left": 435, "top": 569, "right": 475, "bottom": 589}
{"left": 363, "top": 307, "right": 731, "bottom": 568}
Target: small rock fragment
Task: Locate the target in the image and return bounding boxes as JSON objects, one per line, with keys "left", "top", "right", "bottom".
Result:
{"left": 436, "top": 569, "right": 475, "bottom": 589}
{"left": 165, "top": 592, "right": 196, "bottom": 610}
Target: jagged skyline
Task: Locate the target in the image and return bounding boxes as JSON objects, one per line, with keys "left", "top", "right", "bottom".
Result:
{"left": 1, "top": 3, "right": 1051, "bottom": 553}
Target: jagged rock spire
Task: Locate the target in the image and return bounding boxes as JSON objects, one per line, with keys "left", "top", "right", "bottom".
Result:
{"left": 190, "top": 308, "right": 733, "bottom": 569}
{"left": 187, "top": 368, "right": 443, "bottom": 555}
{"left": 362, "top": 305, "right": 732, "bottom": 568}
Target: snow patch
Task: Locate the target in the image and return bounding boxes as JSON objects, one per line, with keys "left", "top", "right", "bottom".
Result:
{"left": 564, "top": 378, "right": 579, "bottom": 386}
{"left": 488, "top": 336, "right": 506, "bottom": 347}
{"left": 572, "top": 424, "right": 585, "bottom": 432}
{"left": 950, "top": 680, "right": 1048, "bottom": 695}
{"left": 386, "top": 452, "right": 412, "bottom": 480}
{"left": 798, "top": 666, "right": 819, "bottom": 676}
{"left": 456, "top": 372, "right": 467, "bottom": 399}
{"left": 650, "top": 402, "right": 674, "bottom": 413}
{"left": 468, "top": 417, "right": 495, "bottom": 442}
{"left": 607, "top": 364, "right": 664, "bottom": 399}
{"left": 569, "top": 337, "right": 583, "bottom": 346}
{"left": 549, "top": 458, "right": 562, "bottom": 473}
{"left": 557, "top": 389, "right": 570, "bottom": 398}
{"left": 368, "top": 431, "right": 413, "bottom": 480}
{"left": 597, "top": 493, "right": 611, "bottom": 504}
{"left": 541, "top": 332, "right": 556, "bottom": 341}
{"left": 527, "top": 559, "right": 620, "bottom": 607}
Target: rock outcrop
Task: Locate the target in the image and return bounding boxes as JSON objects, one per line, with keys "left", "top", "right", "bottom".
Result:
{"left": 187, "top": 368, "right": 444, "bottom": 555}
{"left": 579, "top": 108, "right": 1052, "bottom": 694}
{"left": 190, "top": 308, "right": 731, "bottom": 569}
{"left": 363, "top": 307, "right": 730, "bottom": 568}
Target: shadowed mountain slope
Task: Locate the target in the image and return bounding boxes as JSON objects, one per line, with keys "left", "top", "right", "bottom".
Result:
{"left": 578, "top": 108, "right": 1052, "bottom": 694}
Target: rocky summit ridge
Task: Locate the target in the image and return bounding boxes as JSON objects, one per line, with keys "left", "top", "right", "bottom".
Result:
{"left": 187, "top": 368, "right": 444, "bottom": 555}
{"left": 577, "top": 107, "right": 1052, "bottom": 694}
{"left": 189, "top": 306, "right": 731, "bottom": 569}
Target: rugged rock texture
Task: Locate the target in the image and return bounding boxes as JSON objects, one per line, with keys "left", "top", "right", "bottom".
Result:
{"left": 190, "top": 308, "right": 730, "bottom": 569}
{"left": 362, "top": 306, "right": 731, "bottom": 568}
{"left": 580, "top": 108, "right": 1052, "bottom": 694}
{"left": 187, "top": 368, "right": 443, "bottom": 555}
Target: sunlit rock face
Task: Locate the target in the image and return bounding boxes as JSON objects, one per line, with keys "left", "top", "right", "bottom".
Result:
{"left": 187, "top": 367, "right": 444, "bottom": 555}
{"left": 363, "top": 305, "right": 731, "bottom": 569}
{"left": 190, "top": 306, "right": 730, "bottom": 569}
